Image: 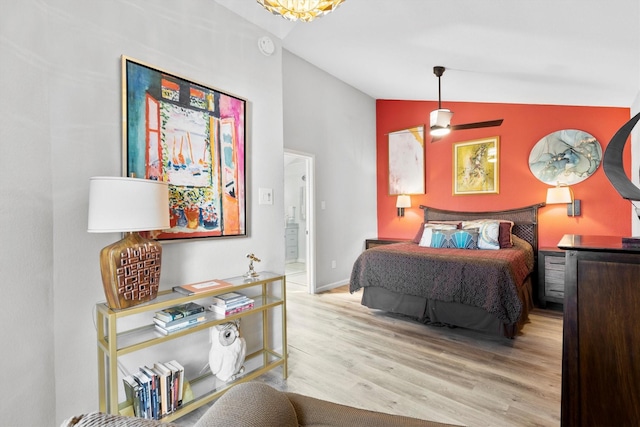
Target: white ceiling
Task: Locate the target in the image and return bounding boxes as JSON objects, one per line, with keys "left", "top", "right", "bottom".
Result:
{"left": 215, "top": 0, "right": 640, "bottom": 108}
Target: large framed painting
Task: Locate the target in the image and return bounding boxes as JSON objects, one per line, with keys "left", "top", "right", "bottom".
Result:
{"left": 453, "top": 136, "right": 499, "bottom": 195}
{"left": 388, "top": 125, "right": 425, "bottom": 195}
{"left": 122, "top": 56, "right": 246, "bottom": 240}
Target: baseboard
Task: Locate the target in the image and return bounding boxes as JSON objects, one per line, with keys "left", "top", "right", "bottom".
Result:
{"left": 315, "top": 279, "right": 349, "bottom": 293}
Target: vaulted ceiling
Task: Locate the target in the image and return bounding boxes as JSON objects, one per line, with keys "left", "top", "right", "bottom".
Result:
{"left": 215, "top": 0, "right": 639, "bottom": 107}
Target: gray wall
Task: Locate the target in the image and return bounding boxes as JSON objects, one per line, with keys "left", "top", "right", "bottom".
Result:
{"left": 0, "top": 1, "right": 56, "bottom": 424}
{"left": 2, "top": 0, "right": 286, "bottom": 424}
{"left": 282, "top": 51, "right": 377, "bottom": 289}
{"left": 0, "top": 0, "right": 377, "bottom": 425}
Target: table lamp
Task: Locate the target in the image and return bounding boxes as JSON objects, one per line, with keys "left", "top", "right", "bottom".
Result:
{"left": 88, "top": 177, "right": 170, "bottom": 309}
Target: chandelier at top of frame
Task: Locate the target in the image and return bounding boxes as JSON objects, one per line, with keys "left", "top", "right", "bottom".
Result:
{"left": 256, "top": 0, "right": 345, "bottom": 22}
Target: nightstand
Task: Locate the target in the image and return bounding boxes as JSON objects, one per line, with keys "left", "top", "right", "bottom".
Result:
{"left": 365, "top": 238, "right": 411, "bottom": 250}
{"left": 538, "top": 247, "right": 565, "bottom": 309}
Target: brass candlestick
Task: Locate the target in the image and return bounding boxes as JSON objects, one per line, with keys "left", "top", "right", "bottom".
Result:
{"left": 244, "top": 253, "right": 261, "bottom": 278}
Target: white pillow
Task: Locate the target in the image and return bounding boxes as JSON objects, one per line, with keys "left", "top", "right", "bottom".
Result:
{"left": 418, "top": 224, "right": 457, "bottom": 247}
{"left": 462, "top": 220, "right": 500, "bottom": 250}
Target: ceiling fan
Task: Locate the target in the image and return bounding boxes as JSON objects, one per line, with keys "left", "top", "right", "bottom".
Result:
{"left": 430, "top": 66, "right": 503, "bottom": 140}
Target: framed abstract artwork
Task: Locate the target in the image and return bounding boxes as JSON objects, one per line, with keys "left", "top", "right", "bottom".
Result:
{"left": 528, "top": 129, "right": 602, "bottom": 185}
{"left": 453, "top": 136, "right": 499, "bottom": 195}
{"left": 122, "top": 56, "right": 246, "bottom": 240}
{"left": 388, "top": 125, "right": 425, "bottom": 195}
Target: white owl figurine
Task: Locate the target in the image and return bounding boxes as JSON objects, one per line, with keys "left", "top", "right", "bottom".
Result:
{"left": 208, "top": 320, "right": 246, "bottom": 382}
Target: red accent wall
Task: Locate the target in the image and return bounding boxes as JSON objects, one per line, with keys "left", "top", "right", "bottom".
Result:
{"left": 376, "top": 100, "right": 631, "bottom": 248}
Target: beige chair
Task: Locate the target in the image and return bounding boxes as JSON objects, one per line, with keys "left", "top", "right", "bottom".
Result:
{"left": 196, "top": 382, "right": 461, "bottom": 427}
{"left": 62, "top": 382, "right": 462, "bottom": 427}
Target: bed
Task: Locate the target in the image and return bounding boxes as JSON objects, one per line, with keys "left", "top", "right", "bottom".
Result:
{"left": 349, "top": 204, "right": 543, "bottom": 338}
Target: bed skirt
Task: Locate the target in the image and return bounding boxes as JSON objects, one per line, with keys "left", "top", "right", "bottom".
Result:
{"left": 361, "top": 276, "right": 533, "bottom": 339}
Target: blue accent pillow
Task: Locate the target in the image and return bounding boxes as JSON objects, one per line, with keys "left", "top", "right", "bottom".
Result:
{"left": 431, "top": 228, "right": 479, "bottom": 249}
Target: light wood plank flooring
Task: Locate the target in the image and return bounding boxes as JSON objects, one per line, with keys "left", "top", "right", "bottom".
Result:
{"left": 181, "top": 282, "right": 563, "bottom": 427}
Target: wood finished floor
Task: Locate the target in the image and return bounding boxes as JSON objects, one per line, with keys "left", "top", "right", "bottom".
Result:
{"left": 181, "top": 282, "right": 563, "bottom": 427}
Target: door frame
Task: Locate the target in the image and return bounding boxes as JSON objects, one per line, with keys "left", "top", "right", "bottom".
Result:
{"left": 284, "top": 150, "right": 316, "bottom": 294}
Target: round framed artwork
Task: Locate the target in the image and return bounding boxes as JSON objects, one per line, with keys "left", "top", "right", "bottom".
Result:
{"left": 528, "top": 129, "right": 602, "bottom": 185}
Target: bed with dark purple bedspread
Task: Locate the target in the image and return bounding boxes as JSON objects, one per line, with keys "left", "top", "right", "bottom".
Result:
{"left": 349, "top": 204, "right": 542, "bottom": 338}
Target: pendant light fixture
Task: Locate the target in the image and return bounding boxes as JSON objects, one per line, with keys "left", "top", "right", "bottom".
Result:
{"left": 256, "top": 0, "right": 345, "bottom": 22}
{"left": 430, "top": 66, "right": 453, "bottom": 137}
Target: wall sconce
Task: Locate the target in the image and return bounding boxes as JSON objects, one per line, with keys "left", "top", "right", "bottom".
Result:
{"left": 396, "top": 195, "right": 411, "bottom": 217}
{"left": 546, "top": 183, "right": 581, "bottom": 216}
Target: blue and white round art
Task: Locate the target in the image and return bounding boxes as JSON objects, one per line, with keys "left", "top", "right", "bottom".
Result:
{"left": 528, "top": 129, "right": 602, "bottom": 185}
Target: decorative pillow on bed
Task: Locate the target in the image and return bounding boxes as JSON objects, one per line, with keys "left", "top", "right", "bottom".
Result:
{"left": 427, "top": 220, "right": 462, "bottom": 229}
{"left": 418, "top": 223, "right": 457, "bottom": 247}
{"left": 477, "top": 219, "right": 514, "bottom": 248}
{"left": 462, "top": 220, "right": 501, "bottom": 250}
{"left": 430, "top": 228, "right": 479, "bottom": 249}
{"left": 412, "top": 222, "right": 426, "bottom": 244}
{"left": 498, "top": 221, "right": 514, "bottom": 248}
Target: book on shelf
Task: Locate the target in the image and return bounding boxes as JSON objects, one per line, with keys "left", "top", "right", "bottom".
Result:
{"left": 123, "top": 360, "right": 186, "bottom": 420}
{"left": 154, "top": 317, "right": 207, "bottom": 335}
{"left": 133, "top": 370, "right": 152, "bottom": 419}
{"left": 210, "top": 292, "right": 251, "bottom": 307}
{"left": 140, "top": 366, "right": 160, "bottom": 420}
{"left": 153, "top": 311, "right": 207, "bottom": 328}
{"left": 152, "top": 363, "right": 172, "bottom": 416}
{"left": 211, "top": 295, "right": 255, "bottom": 309}
{"left": 210, "top": 301, "right": 255, "bottom": 316}
{"left": 122, "top": 375, "right": 141, "bottom": 417}
{"left": 172, "top": 279, "right": 233, "bottom": 295}
{"left": 166, "top": 360, "right": 185, "bottom": 406}
{"left": 155, "top": 302, "right": 205, "bottom": 323}
{"left": 163, "top": 360, "right": 182, "bottom": 411}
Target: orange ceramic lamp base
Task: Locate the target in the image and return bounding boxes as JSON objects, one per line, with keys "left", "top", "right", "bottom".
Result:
{"left": 99, "top": 232, "right": 162, "bottom": 309}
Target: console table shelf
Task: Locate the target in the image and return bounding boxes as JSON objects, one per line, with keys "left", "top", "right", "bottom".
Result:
{"left": 96, "top": 272, "right": 287, "bottom": 422}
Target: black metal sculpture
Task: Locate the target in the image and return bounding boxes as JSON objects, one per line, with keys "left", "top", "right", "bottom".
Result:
{"left": 603, "top": 111, "right": 640, "bottom": 200}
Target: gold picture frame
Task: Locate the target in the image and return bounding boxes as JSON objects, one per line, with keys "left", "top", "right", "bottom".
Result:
{"left": 388, "top": 125, "right": 426, "bottom": 195}
{"left": 453, "top": 136, "right": 499, "bottom": 195}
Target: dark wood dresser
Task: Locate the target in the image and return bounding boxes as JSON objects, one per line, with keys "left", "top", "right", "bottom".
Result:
{"left": 558, "top": 234, "right": 640, "bottom": 426}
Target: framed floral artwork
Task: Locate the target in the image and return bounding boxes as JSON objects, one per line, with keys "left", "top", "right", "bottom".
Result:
{"left": 122, "top": 56, "right": 246, "bottom": 240}
{"left": 453, "top": 136, "right": 499, "bottom": 195}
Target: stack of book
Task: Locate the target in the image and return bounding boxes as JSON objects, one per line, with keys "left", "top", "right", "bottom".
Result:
{"left": 209, "top": 292, "right": 254, "bottom": 316}
{"left": 154, "top": 302, "right": 206, "bottom": 335}
{"left": 122, "top": 360, "right": 185, "bottom": 419}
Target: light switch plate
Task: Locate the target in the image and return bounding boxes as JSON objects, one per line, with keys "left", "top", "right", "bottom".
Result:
{"left": 259, "top": 188, "right": 273, "bottom": 205}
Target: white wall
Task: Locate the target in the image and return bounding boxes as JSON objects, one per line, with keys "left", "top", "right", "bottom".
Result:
{"left": 282, "top": 51, "right": 377, "bottom": 289}
{"left": 0, "top": 3, "right": 56, "bottom": 425}
{"left": 2, "top": 0, "right": 285, "bottom": 425}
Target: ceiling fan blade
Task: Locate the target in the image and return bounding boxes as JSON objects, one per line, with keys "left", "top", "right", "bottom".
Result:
{"left": 450, "top": 119, "right": 504, "bottom": 131}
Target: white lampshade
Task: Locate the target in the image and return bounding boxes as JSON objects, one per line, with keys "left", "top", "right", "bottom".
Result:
{"left": 546, "top": 186, "right": 572, "bottom": 204}
{"left": 88, "top": 177, "right": 170, "bottom": 233}
{"left": 396, "top": 194, "right": 411, "bottom": 208}
{"left": 430, "top": 109, "right": 453, "bottom": 136}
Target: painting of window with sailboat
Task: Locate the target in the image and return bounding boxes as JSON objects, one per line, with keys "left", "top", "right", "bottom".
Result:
{"left": 123, "top": 56, "right": 246, "bottom": 240}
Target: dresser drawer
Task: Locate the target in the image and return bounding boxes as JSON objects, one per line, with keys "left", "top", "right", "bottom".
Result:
{"left": 538, "top": 249, "right": 565, "bottom": 308}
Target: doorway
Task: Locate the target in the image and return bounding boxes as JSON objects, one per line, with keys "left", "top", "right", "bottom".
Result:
{"left": 284, "top": 150, "right": 315, "bottom": 293}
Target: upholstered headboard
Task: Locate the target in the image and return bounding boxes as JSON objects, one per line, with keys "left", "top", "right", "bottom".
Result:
{"left": 419, "top": 204, "right": 544, "bottom": 252}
